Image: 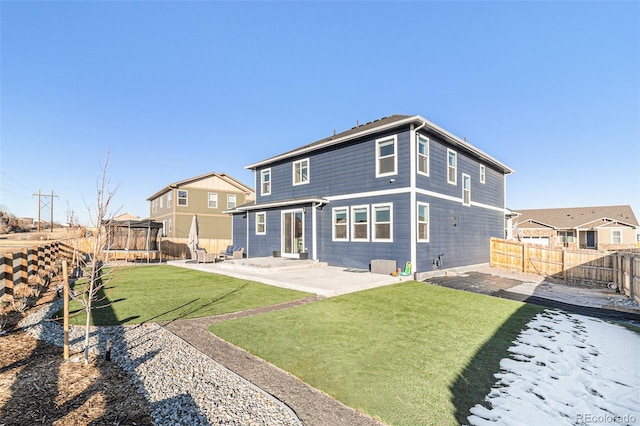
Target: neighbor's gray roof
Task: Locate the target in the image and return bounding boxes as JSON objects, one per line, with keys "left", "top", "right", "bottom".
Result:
{"left": 515, "top": 205, "right": 639, "bottom": 229}
{"left": 245, "top": 114, "right": 514, "bottom": 174}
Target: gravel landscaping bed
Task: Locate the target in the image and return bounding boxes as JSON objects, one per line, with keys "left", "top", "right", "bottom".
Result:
{"left": 19, "top": 300, "right": 300, "bottom": 426}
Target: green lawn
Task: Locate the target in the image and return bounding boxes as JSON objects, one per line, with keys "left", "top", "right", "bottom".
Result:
{"left": 56, "top": 265, "right": 310, "bottom": 325}
{"left": 209, "top": 281, "right": 543, "bottom": 426}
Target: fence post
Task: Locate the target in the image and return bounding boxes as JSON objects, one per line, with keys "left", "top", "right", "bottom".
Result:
{"left": 20, "top": 248, "right": 28, "bottom": 285}
{"left": 28, "top": 246, "right": 38, "bottom": 277}
{"left": 1, "top": 254, "right": 11, "bottom": 297}
{"left": 629, "top": 255, "right": 635, "bottom": 300}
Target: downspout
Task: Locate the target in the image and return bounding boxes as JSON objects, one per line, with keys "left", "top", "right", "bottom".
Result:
{"left": 410, "top": 121, "right": 427, "bottom": 276}
{"left": 312, "top": 200, "right": 328, "bottom": 262}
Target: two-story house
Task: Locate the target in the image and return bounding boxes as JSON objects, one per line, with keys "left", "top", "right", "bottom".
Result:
{"left": 147, "top": 172, "right": 254, "bottom": 240}
{"left": 227, "top": 114, "right": 513, "bottom": 275}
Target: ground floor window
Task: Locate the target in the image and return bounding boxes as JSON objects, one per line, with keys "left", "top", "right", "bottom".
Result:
{"left": 256, "top": 212, "right": 266, "bottom": 235}
{"left": 372, "top": 204, "right": 392, "bottom": 241}
{"left": 352, "top": 206, "right": 369, "bottom": 241}
{"left": 332, "top": 207, "right": 349, "bottom": 241}
{"left": 611, "top": 229, "right": 622, "bottom": 244}
{"left": 417, "top": 202, "right": 429, "bottom": 242}
{"left": 558, "top": 230, "right": 574, "bottom": 243}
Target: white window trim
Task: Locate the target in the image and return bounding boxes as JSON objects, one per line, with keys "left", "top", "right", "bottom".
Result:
{"left": 375, "top": 135, "right": 398, "bottom": 178}
{"left": 255, "top": 212, "right": 266, "bottom": 235}
{"left": 351, "top": 205, "right": 370, "bottom": 242}
{"left": 177, "top": 190, "right": 188, "bottom": 206}
{"left": 417, "top": 134, "right": 429, "bottom": 176}
{"left": 159, "top": 196, "right": 163, "bottom": 209}
{"left": 167, "top": 191, "right": 172, "bottom": 208}
{"left": 261, "top": 168, "right": 271, "bottom": 196}
{"left": 447, "top": 148, "right": 457, "bottom": 185}
{"left": 372, "top": 203, "right": 393, "bottom": 242}
{"left": 208, "top": 192, "right": 218, "bottom": 209}
{"left": 168, "top": 218, "right": 173, "bottom": 233}
{"left": 227, "top": 194, "right": 237, "bottom": 209}
{"left": 417, "top": 202, "right": 430, "bottom": 242}
{"left": 462, "top": 173, "right": 471, "bottom": 206}
{"left": 611, "top": 229, "right": 622, "bottom": 244}
{"left": 292, "top": 159, "right": 310, "bottom": 186}
{"left": 479, "top": 164, "right": 486, "bottom": 184}
{"left": 332, "top": 207, "right": 349, "bottom": 241}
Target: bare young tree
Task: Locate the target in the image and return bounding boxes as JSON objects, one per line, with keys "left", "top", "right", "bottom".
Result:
{"left": 75, "top": 151, "right": 122, "bottom": 365}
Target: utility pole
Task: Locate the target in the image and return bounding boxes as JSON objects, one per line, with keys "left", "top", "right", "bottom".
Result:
{"left": 33, "top": 189, "right": 59, "bottom": 232}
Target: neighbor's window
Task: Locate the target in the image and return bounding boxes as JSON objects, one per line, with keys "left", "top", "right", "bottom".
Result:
{"left": 611, "top": 230, "right": 622, "bottom": 244}
{"left": 462, "top": 174, "right": 471, "bottom": 206}
{"left": 372, "top": 204, "right": 392, "bottom": 241}
{"left": 417, "top": 134, "right": 429, "bottom": 175}
{"left": 256, "top": 212, "right": 266, "bottom": 235}
{"left": 376, "top": 136, "right": 397, "bottom": 177}
{"left": 558, "top": 231, "right": 574, "bottom": 243}
{"left": 159, "top": 196, "right": 163, "bottom": 209}
{"left": 168, "top": 218, "right": 173, "bottom": 232}
{"left": 352, "top": 206, "right": 369, "bottom": 241}
{"left": 332, "top": 207, "right": 349, "bottom": 241}
{"left": 417, "top": 202, "right": 430, "bottom": 242}
{"left": 227, "top": 194, "right": 237, "bottom": 209}
{"left": 261, "top": 168, "right": 271, "bottom": 196}
{"left": 293, "top": 159, "right": 309, "bottom": 185}
{"left": 208, "top": 192, "right": 218, "bottom": 209}
{"left": 177, "top": 190, "right": 188, "bottom": 206}
{"left": 480, "top": 165, "right": 486, "bottom": 184}
{"left": 167, "top": 191, "right": 172, "bottom": 207}
{"left": 447, "top": 149, "right": 457, "bottom": 184}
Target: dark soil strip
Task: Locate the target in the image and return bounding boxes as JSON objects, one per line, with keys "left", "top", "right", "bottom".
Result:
{"left": 497, "top": 290, "right": 640, "bottom": 322}
{"left": 161, "top": 296, "right": 385, "bottom": 426}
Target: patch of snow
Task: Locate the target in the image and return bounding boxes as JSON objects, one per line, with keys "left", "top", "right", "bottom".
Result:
{"left": 467, "top": 310, "right": 640, "bottom": 426}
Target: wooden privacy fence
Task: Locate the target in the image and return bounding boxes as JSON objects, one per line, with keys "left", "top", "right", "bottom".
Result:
{"left": 1, "top": 242, "right": 73, "bottom": 298}
{"left": 491, "top": 238, "right": 640, "bottom": 303}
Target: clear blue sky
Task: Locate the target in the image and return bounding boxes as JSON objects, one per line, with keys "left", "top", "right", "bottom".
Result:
{"left": 1, "top": 1, "right": 639, "bottom": 226}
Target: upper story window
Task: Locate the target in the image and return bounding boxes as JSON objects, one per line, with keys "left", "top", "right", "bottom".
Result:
{"left": 256, "top": 212, "right": 266, "bottom": 235}
{"left": 447, "top": 149, "right": 457, "bottom": 185}
{"left": 332, "top": 207, "right": 349, "bottom": 241}
{"left": 372, "top": 203, "right": 392, "bottom": 242}
{"left": 261, "top": 169, "right": 271, "bottom": 196}
{"left": 227, "top": 194, "right": 237, "bottom": 209}
{"left": 352, "top": 205, "right": 369, "bottom": 241}
{"left": 293, "top": 159, "right": 309, "bottom": 185}
{"left": 462, "top": 174, "right": 471, "bottom": 206}
{"left": 208, "top": 192, "right": 218, "bottom": 209}
{"left": 167, "top": 191, "right": 172, "bottom": 207}
{"left": 159, "top": 196, "right": 163, "bottom": 209}
{"left": 417, "top": 202, "right": 429, "bottom": 242}
{"left": 376, "top": 136, "right": 397, "bottom": 177}
{"left": 178, "top": 190, "right": 188, "bottom": 206}
{"left": 417, "top": 135, "right": 429, "bottom": 176}
{"left": 480, "top": 165, "right": 486, "bottom": 184}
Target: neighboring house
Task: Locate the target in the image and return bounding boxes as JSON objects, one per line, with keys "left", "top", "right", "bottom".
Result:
{"left": 512, "top": 205, "right": 639, "bottom": 250}
{"left": 147, "top": 172, "right": 254, "bottom": 240}
{"left": 227, "top": 114, "right": 514, "bottom": 275}
{"left": 114, "top": 212, "right": 141, "bottom": 222}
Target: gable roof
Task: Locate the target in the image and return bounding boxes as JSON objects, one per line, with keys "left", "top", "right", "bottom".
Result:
{"left": 515, "top": 205, "right": 639, "bottom": 229}
{"left": 146, "top": 172, "right": 254, "bottom": 201}
{"left": 245, "top": 114, "right": 514, "bottom": 174}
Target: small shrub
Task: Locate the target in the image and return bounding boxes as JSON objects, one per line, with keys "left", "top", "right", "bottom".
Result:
{"left": 14, "top": 283, "right": 32, "bottom": 298}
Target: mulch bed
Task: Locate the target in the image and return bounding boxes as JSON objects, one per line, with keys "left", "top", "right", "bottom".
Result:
{"left": 0, "top": 274, "right": 153, "bottom": 426}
